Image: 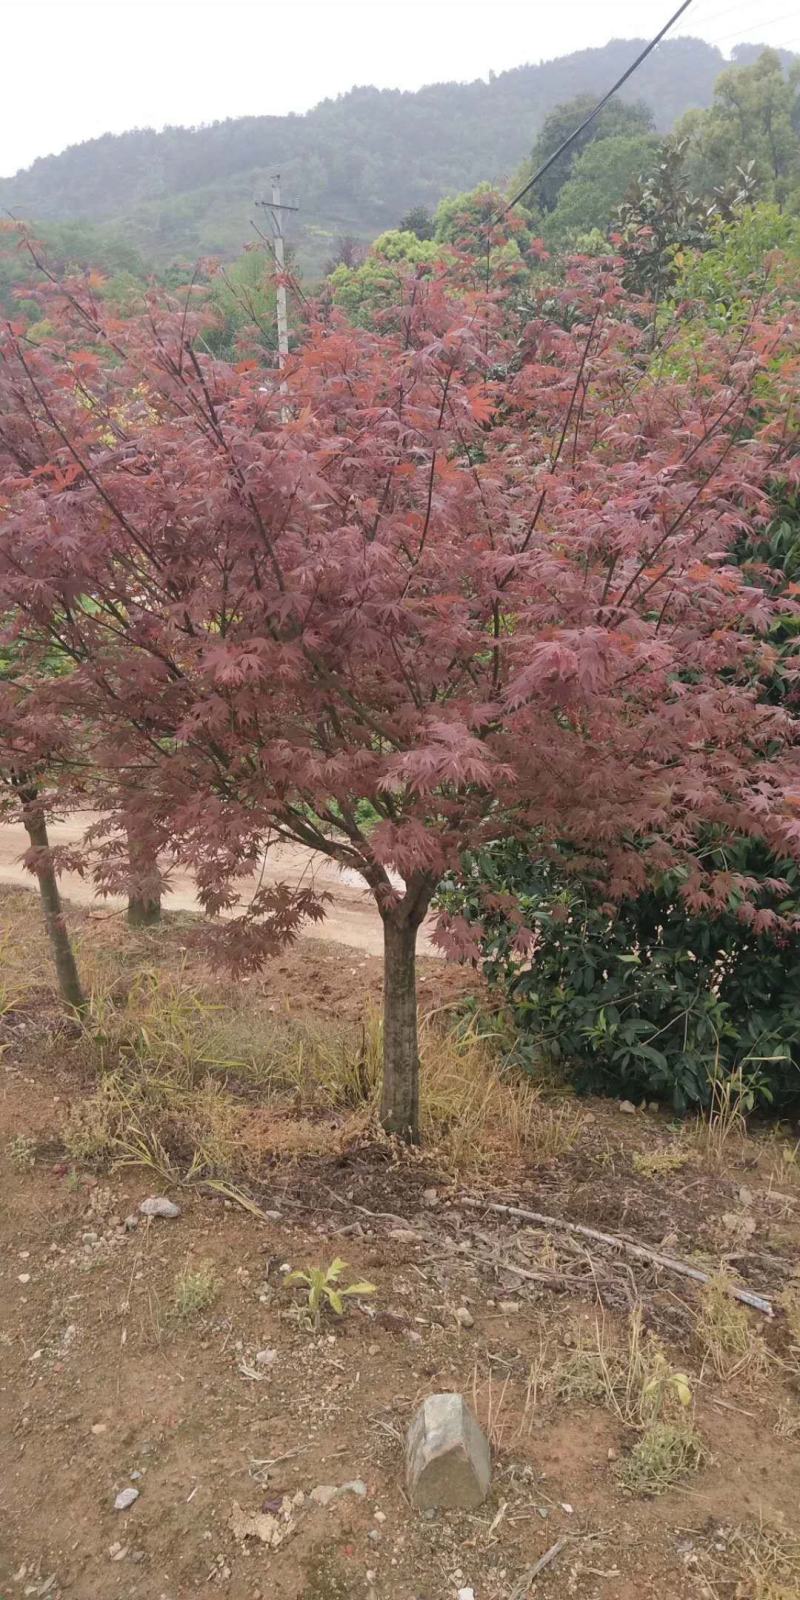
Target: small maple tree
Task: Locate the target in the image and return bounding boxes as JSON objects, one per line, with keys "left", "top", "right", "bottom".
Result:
{"left": 1, "top": 243, "right": 799, "bottom": 1141}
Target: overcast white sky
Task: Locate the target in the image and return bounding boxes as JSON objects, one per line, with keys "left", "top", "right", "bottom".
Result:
{"left": 1, "top": 0, "right": 798, "bottom": 178}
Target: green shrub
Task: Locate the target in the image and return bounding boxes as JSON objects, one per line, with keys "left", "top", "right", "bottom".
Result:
{"left": 437, "top": 839, "right": 800, "bottom": 1111}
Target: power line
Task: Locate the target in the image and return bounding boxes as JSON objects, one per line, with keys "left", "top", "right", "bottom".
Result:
{"left": 489, "top": 0, "right": 694, "bottom": 228}
{"left": 704, "top": 7, "right": 799, "bottom": 44}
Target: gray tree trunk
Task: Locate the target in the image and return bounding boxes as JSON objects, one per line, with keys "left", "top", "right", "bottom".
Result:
{"left": 380, "top": 912, "right": 423, "bottom": 1143}
{"left": 19, "top": 788, "right": 86, "bottom": 1015}
{"left": 126, "top": 828, "right": 162, "bottom": 928}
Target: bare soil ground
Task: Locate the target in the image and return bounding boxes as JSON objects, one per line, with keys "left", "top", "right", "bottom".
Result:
{"left": 0, "top": 815, "right": 439, "bottom": 958}
{"left": 2, "top": 886, "right": 800, "bottom": 1600}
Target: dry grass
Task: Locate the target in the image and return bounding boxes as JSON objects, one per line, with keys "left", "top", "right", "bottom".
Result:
{"left": 55, "top": 947, "right": 585, "bottom": 1186}
{"left": 8, "top": 1133, "right": 37, "bottom": 1171}
{"left": 475, "top": 1308, "right": 705, "bottom": 1495}
{"left": 632, "top": 1144, "right": 692, "bottom": 1178}
{"left": 693, "top": 1061, "right": 753, "bottom": 1162}
{"left": 696, "top": 1274, "right": 770, "bottom": 1384}
{"left": 774, "top": 1402, "right": 800, "bottom": 1439}
{"left": 700, "top": 1523, "right": 800, "bottom": 1600}
{"left": 171, "top": 1258, "right": 219, "bottom": 1319}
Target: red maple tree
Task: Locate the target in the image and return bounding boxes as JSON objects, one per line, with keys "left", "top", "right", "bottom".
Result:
{"left": 1, "top": 248, "right": 799, "bottom": 1140}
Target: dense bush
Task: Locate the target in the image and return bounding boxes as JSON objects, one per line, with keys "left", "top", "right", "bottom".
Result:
{"left": 437, "top": 841, "right": 800, "bottom": 1110}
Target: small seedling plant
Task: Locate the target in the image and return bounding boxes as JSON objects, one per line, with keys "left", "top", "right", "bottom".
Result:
{"left": 284, "top": 1257, "right": 376, "bottom": 1329}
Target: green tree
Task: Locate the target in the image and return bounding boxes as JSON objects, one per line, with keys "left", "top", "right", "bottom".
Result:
{"left": 616, "top": 138, "right": 715, "bottom": 297}
{"left": 202, "top": 246, "right": 288, "bottom": 360}
{"left": 516, "top": 94, "right": 655, "bottom": 213}
{"left": 678, "top": 50, "right": 800, "bottom": 209}
{"left": 398, "top": 205, "right": 435, "bottom": 240}
{"left": 329, "top": 229, "right": 439, "bottom": 324}
{"left": 545, "top": 133, "right": 659, "bottom": 246}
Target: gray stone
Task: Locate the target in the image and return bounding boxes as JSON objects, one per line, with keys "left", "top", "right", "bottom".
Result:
{"left": 618, "top": 1100, "right": 637, "bottom": 1115}
{"left": 114, "top": 1487, "right": 139, "bottom": 1511}
{"left": 309, "top": 1479, "right": 367, "bottom": 1507}
{"left": 406, "top": 1394, "right": 490, "bottom": 1511}
{"left": 138, "top": 1197, "right": 180, "bottom": 1219}
{"left": 309, "top": 1485, "right": 338, "bottom": 1507}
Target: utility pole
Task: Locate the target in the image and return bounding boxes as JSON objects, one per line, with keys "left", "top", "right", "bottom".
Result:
{"left": 270, "top": 175, "right": 289, "bottom": 371}
{"left": 256, "top": 177, "right": 299, "bottom": 379}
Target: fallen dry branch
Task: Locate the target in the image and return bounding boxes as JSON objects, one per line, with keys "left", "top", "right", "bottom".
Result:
{"left": 509, "top": 1537, "right": 569, "bottom": 1597}
{"left": 461, "top": 1198, "right": 774, "bottom": 1317}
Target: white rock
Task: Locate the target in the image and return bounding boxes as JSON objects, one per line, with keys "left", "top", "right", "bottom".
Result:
{"left": 18, "top": 1274, "right": 31, "bottom": 1284}
{"left": 255, "top": 1348, "right": 277, "bottom": 1367}
{"left": 310, "top": 1479, "right": 367, "bottom": 1507}
{"left": 454, "top": 1307, "right": 474, "bottom": 1329}
{"left": 139, "top": 1196, "right": 180, "bottom": 1219}
{"left": 618, "top": 1100, "right": 637, "bottom": 1115}
{"left": 406, "top": 1393, "right": 491, "bottom": 1510}
{"left": 310, "top": 1485, "right": 338, "bottom": 1507}
{"left": 457, "top": 1589, "right": 476, "bottom": 1600}
{"left": 114, "top": 1487, "right": 139, "bottom": 1511}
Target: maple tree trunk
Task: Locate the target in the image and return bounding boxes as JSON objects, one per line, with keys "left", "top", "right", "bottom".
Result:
{"left": 18, "top": 785, "right": 86, "bottom": 1016}
{"left": 380, "top": 914, "right": 421, "bottom": 1144}
{"left": 126, "top": 830, "right": 162, "bottom": 929}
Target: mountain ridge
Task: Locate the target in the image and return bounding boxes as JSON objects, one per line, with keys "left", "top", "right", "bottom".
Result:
{"left": 1, "top": 36, "right": 792, "bottom": 275}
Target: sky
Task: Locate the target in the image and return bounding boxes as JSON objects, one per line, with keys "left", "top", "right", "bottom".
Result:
{"left": 1, "top": 0, "right": 798, "bottom": 178}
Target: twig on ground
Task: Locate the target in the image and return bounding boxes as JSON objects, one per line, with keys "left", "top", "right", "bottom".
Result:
{"left": 510, "top": 1538, "right": 569, "bottom": 1596}
{"left": 462, "top": 1198, "right": 774, "bottom": 1317}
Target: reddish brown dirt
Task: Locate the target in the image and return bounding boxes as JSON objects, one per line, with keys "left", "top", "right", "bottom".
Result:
{"left": 2, "top": 891, "right": 800, "bottom": 1600}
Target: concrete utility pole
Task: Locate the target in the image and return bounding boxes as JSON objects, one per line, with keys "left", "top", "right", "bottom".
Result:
{"left": 256, "top": 176, "right": 299, "bottom": 372}
{"left": 269, "top": 175, "right": 290, "bottom": 371}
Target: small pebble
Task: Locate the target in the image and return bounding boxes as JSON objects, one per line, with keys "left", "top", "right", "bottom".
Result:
{"left": 18, "top": 1274, "right": 31, "bottom": 1284}
{"left": 138, "top": 1196, "right": 180, "bottom": 1219}
{"left": 114, "top": 1487, "right": 139, "bottom": 1511}
{"left": 618, "top": 1100, "right": 637, "bottom": 1115}
{"left": 82, "top": 1231, "right": 99, "bottom": 1245}
{"left": 91, "top": 1423, "right": 108, "bottom": 1435}
{"left": 498, "top": 1300, "right": 520, "bottom": 1315}
{"left": 454, "top": 1306, "right": 474, "bottom": 1329}
{"left": 255, "top": 1348, "right": 277, "bottom": 1367}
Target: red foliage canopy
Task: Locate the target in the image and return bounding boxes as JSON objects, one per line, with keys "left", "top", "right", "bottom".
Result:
{"left": 1, "top": 248, "right": 798, "bottom": 1132}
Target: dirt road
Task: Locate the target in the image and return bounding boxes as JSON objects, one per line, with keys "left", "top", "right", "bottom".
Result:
{"left": 0, "top": 814, "right": 438, "bottom": 957}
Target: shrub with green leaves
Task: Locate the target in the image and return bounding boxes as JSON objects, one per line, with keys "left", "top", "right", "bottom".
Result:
{"left": 437, "top": 837, "right": 800, "bottom": 1110}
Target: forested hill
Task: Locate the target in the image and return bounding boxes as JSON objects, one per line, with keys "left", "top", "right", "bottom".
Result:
{"left": 0, "top": 35, "right": 788, "bottom": 275}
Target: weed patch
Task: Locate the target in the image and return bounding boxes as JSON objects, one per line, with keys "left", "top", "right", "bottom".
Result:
{"left": 172, "top": 1259, "right": 219, "bottom": 1319}
{"left": 697, "top": 1274, "right": 769, "bottom": 1383}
